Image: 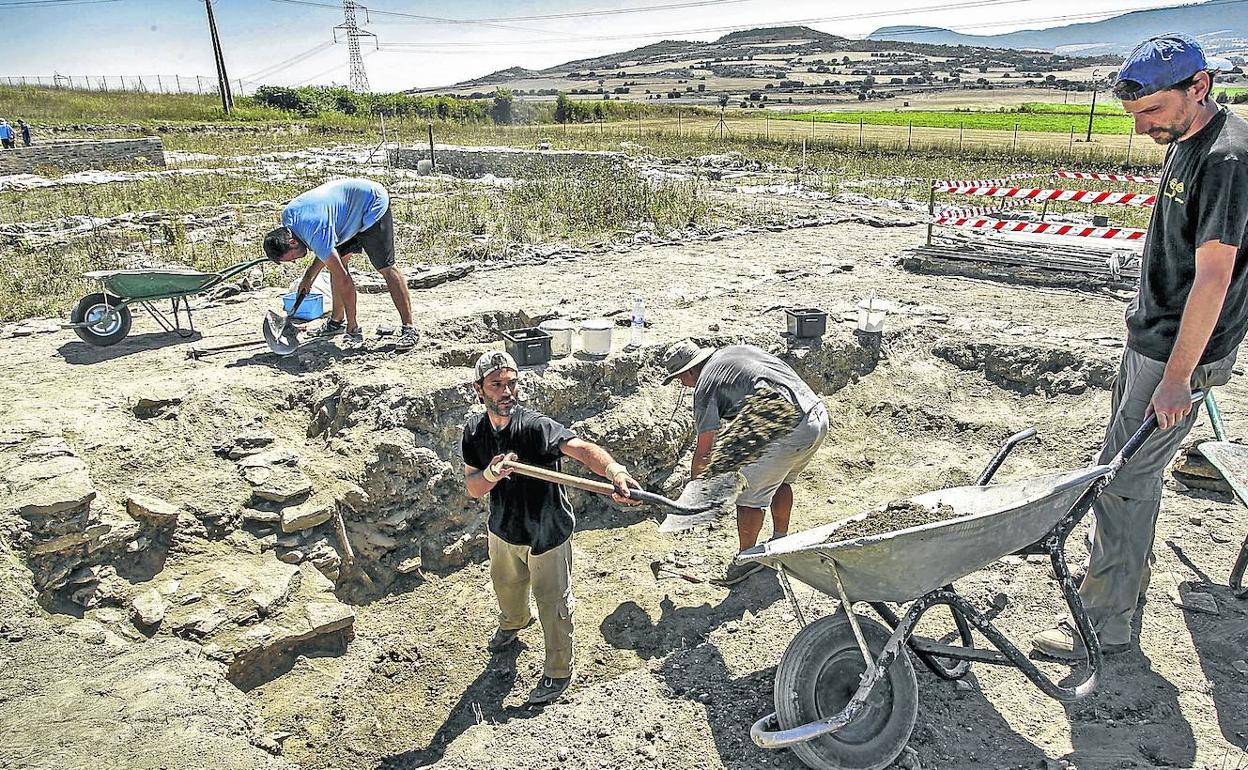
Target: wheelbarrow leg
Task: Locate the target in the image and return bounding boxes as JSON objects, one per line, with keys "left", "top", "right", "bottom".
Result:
{"left": 871, "top": 590, "right": 975, "bottom": 681}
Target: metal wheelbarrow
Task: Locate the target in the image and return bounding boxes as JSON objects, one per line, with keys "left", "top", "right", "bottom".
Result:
{"left": 1195, "top": 391, "right": 1248, "bottom": 598}
{"left": 740, "top": 410, "right": 1174, "bottom": 770}
{"left": 64, "top": 256, "right": 269, "bottom": 346}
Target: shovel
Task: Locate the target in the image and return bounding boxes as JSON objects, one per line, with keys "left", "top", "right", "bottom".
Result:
{"left": 262, "top": 287, "right": 309, "bottom": 357}
{"left": 501, "top": 459, "right": 739, "bottom": 516}
{"left": 1195, "top": 391, "right": 1248, "bottom": 597}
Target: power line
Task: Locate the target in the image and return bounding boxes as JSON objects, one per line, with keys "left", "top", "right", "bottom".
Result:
{"left": 242, "top": 39, "right": 337, "bottom": 81}
{"left": 268, "top": 0, "right": 583, "bottom": 38}
{"left": 0, "top": 0, "right": 119, "bottom": 6}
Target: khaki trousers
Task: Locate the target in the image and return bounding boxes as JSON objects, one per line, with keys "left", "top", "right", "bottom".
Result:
{"left": 1080, "top": 346, "right": 1235, "bottom": 645}
{"left": 488, "top": 531, "right": 574, "bottom": 678}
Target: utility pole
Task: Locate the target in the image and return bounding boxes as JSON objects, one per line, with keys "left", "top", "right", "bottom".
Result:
{"left": 1085, "top": 69, "right": 1101, "bottom": 144}
{"left": 204, "top": 0, "right": 233, "bottom": 113}
{"left": 335, "top": 1, "right": 377, "bottom": 93}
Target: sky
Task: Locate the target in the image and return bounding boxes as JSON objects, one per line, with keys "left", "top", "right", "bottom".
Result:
{"left": 0, "top": 0, "right": 1190, "bottom": 93}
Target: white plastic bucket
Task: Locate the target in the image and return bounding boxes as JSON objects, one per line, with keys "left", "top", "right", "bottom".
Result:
{"left": 579, "top": 318, "right": 613, "bottom": 357}
{"left": 538, "top": 319, "right": 575, "bottom": 358}
{"left": 856, "top": 298, "right": 891, "bottom": 333}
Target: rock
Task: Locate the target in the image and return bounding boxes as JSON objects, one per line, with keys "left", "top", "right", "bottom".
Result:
{"left": 305, "top": 602, "right": 354, "bottom": 634}
{"left": 954, "top": 679, "right": 974, "bottom": 693}
{"left": 280, "top": 496, "right": 333, "bottom": 533}
{"left": 253, "top": 467, "right": 313, "bottom": 505}
{"left": 5, "top": 454, "right": 96, "bottom": 518}
{"left": 1232, "top": 659, "right": 1248, "bottom": 676}
{"left": 242, "top": 507, "right": 281, "bottom": 525}
{"left": 217, "top": 429, "right": 276, "bottom": 459}
{"left": 277, "top": 549, "right": 305, "bottom": 565}
{"left": 21, "top": 436, "right": 72, "bottom": 460}
{"left": 125, "top": 492, "right": 180, "bottom": 524}
{"left": 132, "top": 393, "right": 183, "bottom": 419}
{"left": 238, "top": 447, "right": 299, "bottom": 469}
{"left": 396, "top": 556, "right": 423, "bottom": 574}
{"left": 130, "top": 590, "right": 166, "bottom": 627}
{"left": 1171, "top": 583, "right": 1220, "bottom": 615}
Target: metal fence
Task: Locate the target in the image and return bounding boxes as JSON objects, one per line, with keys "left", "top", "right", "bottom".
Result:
{"left": 0, "top": 74, "right": 264, "bottom": 96}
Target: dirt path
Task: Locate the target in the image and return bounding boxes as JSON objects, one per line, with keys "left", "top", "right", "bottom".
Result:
{"left": 1, "top": 201, "right": 1245, "bottom": 770}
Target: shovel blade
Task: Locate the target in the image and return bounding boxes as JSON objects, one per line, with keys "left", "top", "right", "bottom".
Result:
{"left": 263, "top": 310, "right": 301, "bottom": 356}
{"left": 657, "top": 472, "right": 741, "bottom": 533}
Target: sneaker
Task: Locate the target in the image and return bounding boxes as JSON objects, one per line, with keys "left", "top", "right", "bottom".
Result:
{"left": 396, "top": 325, "right": 420, "bottom": 350}
{"left": 710, "top": 560, "right": 764, "bottom": 587}
{"left": 309, "top": 318, "right": 346, "bottom": 338}
{"left": 1031, "top": 620, "right": 1130, "bottom": 661}
{"left": 527, "top": 675, "right": 573, "bottom": 705}
{"left": 343, "top": 327, "right": 364, "bottom": 349}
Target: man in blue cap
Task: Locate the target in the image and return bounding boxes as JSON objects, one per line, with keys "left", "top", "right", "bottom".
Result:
{"left": 1033, "top": 33, "right": 1248, "bottom": 660}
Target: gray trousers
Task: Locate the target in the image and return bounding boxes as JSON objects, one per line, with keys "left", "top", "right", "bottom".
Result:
{"left": 1079, "top": 346, "right": 1236, "bottom": 645}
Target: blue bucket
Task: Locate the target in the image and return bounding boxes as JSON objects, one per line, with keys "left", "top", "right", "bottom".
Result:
{"left": 283, "top": 291, "right": 324, "bottom": 321}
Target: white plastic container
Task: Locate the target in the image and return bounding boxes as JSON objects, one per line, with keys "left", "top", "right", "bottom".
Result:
{"left": 538, "top": 319, "right": 575, "bottom": 358}
{"left": 856, "top": 297, "right": 891, "bottom": 333}
{"left": 579, "top": 318, "right": 613, "bottom": 357}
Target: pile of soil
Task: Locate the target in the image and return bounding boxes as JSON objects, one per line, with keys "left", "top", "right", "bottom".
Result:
{"left": 704, "top": 389, "right": 799, "bottom": 476}
{"left": 829, "top": 499, "right": 961, "bottom": 542}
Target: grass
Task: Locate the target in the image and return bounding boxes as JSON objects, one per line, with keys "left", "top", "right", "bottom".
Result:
{"left": 0, "top": 86, "right": 289, "bottom": 123}
{"left": 0, "top": 87, "right": 1167, "bottom": 322}
{"left": 778, "top": 108, "right": 1133, "bottom": 135}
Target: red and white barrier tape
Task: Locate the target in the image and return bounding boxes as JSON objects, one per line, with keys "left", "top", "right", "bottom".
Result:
{"left": 938, "top": 197, "right": 1030, "bottom": 219}
{"left": 932, "top": 186, "right": 1156, "bottom": 207}
{"left": 931, "top": 174, "right": 1034, "bottom": 189}
{"left": 1055, "top": 171, "right": 1161, "bottom": 184}
{"left": 933, "top": 217, "right": 1147, "bottom": 240}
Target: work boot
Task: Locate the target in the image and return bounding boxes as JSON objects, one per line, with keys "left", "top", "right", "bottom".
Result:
{"left": 396, "top": 325, "right": 420, "bottom": 350}
{"left": 343, "top": 326, "right": 365, "bottom": 349}
{"left": 309, "top": 318, "right": 346, "bottom": 338}
{"left": 1031, "top": 620, "right": 1129, "bottom": 661}
{"left": 527, "top": 674, "right": 573, "bottom": 705}
{"left": 487, "top": 626, "right": 522, "bottom": 653}
{"left": 711, "top": 560, "right": 763, "bottom": 587}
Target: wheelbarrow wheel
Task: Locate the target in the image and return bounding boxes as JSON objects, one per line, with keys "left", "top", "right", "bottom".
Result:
{"left": 775, "top": 613, "right": 918, "bottom": 770}
{"left": 71, "top": 292, "right": 131, "bottom": 346}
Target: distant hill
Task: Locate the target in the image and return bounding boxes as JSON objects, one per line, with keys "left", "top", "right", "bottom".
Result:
{"left": 868, "top": 0, "right": 1248, "bottom": 56}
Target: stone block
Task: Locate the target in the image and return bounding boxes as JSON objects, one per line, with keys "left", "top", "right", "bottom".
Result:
{"left": 126, "top": 492, "right": 181, "bottom": 524}
{"left": 280, "top": 496, "right": 332, "bottom": 533}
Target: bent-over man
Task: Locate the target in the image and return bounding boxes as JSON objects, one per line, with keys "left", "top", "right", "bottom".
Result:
{"left": 263, "top": 177, "right": 417, "bottom": 349}
{"left": 663, "top": 340, "right": 829, "bottom": 587}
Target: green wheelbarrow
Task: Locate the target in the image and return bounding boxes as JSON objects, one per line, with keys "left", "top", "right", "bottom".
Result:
{"left": 64, "top": 257, "right": 270, "bottom": 346}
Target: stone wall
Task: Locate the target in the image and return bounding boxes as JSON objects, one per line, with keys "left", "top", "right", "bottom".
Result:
{"left": 0, "top": 137, "right": 166, "bottom": 174}
{"left": 389, "top": 144, "right": 628, "bottom": 180}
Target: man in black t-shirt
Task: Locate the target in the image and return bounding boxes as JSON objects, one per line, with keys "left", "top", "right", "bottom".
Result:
{"left": 1034, "top": 33, "right": 1248, "bottom": 661}
{"left": 462, "top": 351, "right": 640, "bottom": 705}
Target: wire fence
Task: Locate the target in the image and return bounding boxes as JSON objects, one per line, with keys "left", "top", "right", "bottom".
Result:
{"left": 0, "top": 74, "right": 265, "bottom": 96}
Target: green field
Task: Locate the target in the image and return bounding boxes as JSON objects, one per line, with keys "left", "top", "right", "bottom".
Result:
{"left": 780, "top": 105, "right": 1133, "bottom": 135}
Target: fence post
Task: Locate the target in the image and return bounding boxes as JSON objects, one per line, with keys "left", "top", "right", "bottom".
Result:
{"left": 1012, "top": 123, "right": 1018, "bottom": 154}
{"left": 1126, "top": 130, "right": 1134, "bottom": 166}
{"left": 858, "top": 117, "right": 863, "bottom": 149}
{"left": 811, "top": 113, "right": 815, "bottom": 136}
{"left": 237, "top": 78, "right": 243, "bottom": 97}
{"left": 197, "top": 75, "right": 204, "bottom": 93}
{"left": 427, "top": 122, "right": 436, "bottom": 172}
{"left": 959, "top": 121, "right": 964, "bottom": 152}
{"left": 157, "top": 75, "right": 163, "bottom": 93}
{"left": 677, "top": 108, "right": 681, "bottom": 137}
{"left": 927, "top": 180, "right": 936, "bottom": 246}
{"left": 637, "top": 111, "right": 642, "bottom": 138}
{"left": 907, "top": 121, "right": 912, "bottom": 151}
{"left": 1068, "top": 126, "right": 1075, "bottom": 158}
{"left": 175, "top": 74, "right": 181, "bottom": 93}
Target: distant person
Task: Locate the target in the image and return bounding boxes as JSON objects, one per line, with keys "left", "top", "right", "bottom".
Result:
{"left": 263, "top": 177, "right": 418, "bottom": 350}
{"left": 462, "top": 351, "right": 640, "bottom": 705}
{"left": 0, "top": 121, "right": 14, "bottom": 150}
{"left": 662, "top": 340, "right": 829, "bottom": 586}
{"left": 17, "top": 120, "right": 30, "bottom": 147}
{"left": 1032, "top": 33, "right": 1248, "bottom": 661}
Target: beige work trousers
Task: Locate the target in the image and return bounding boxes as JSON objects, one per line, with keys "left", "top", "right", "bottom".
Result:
{"left": 488, "top": 531, "right": 574, "bottom": 679}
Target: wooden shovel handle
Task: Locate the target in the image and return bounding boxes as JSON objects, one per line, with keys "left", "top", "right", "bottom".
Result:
{"left": 502, "top": 459, "right": 617, "bottom": 496}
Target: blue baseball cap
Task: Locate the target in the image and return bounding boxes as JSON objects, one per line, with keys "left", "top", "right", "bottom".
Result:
{"left": 1114, "top": 33, "right": 1230, "bottom": 100}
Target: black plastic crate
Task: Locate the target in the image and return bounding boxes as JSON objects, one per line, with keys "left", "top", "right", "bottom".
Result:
{"left": 500, "top": 327, "right": 553, "bottom": 367}
{"left": 785, "top": 307, "right": 827, "bottom": 338}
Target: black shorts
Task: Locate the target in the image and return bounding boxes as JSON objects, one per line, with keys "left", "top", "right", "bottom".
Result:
{"left": 336, "top": 205, "right": 395, "bottom": 270}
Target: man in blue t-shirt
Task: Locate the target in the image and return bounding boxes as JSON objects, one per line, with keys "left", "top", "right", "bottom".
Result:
{"left": 0, "top": 121, "right": 14, "bottom": 149}
{"left": 262, "top": 177, "right": 417, "bottom": 349}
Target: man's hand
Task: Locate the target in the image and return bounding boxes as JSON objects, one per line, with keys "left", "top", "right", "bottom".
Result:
{"left": 1148, "top": 377, "right": 1194, "bottom": 430}
{"left": 485, "top": 452, "right": 517, "bottom": 482}
{"left": 610, "top": 471, "right": 643, "bottom": 506}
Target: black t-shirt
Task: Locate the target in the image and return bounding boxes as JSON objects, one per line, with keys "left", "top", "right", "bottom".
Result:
{"left": 1128, "top": 108, "right": 1248, "bottom": 364}
{"left": 461, "top": 406, "right": 576, "bottom": 554}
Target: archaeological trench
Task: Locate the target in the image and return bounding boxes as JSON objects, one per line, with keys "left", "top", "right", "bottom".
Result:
{"left": 1, "top": 150, "right": 1245, "bottom": 770}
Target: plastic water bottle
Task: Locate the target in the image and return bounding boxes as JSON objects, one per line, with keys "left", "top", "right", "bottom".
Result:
{"left": 629, "top": 296, "right": 645, "bottom": 349}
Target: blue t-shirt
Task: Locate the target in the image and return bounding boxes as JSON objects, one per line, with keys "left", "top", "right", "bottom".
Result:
{"left": 281, "top": 178, "right": 389, "bottom": 261}
{"left": 0, "top": 125, "right": 13, "bottom": 141}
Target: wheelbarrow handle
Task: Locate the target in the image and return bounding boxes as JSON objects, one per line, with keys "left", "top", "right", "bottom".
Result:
{"left": 501, "top": 460, "right": 686, "bottom": 511}
{"left": 976, "top": 427, "right": 1038, "bottom": 486}
{"left": 1108, "top": 390, "right": 1205, "bottom": 474}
